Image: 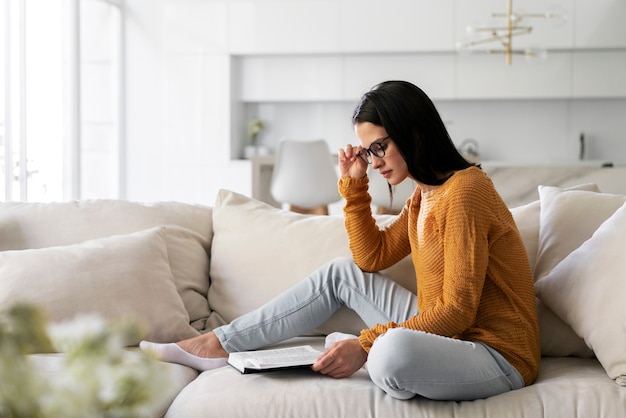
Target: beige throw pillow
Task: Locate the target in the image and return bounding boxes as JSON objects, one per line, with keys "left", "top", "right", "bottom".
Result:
{"left": 533, "top": 186, "right": 624, "bottom": 358}
{"left": 509, "top": 183, "right": 600, "bottom": 274}
{"left": 0, "top": 199, "right": 213, "bottom": 331}
{"left": 208, "top": 189, "right": 416, "bottom": 335}
{"left": 535, "top": 202, "right": 626, "bottom": 386}
{"left": 534, "top": 186, "right": 626, "bottom": 282}
{"left": 509, "top": 184, "right": 599, "bottom": 358}
{"left": 0, "top": 227, "right": 199, "bottom": 345}
{"left": 509, "top": 200, "right": 541, "bottom": 271}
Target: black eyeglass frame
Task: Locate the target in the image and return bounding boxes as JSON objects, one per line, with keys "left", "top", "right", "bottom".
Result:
{"left": 357, "top": 136, "right": 391, "bottom": 164}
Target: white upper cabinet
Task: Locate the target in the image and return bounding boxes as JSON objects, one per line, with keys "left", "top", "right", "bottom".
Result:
{"left": 227, "top": 0, "right": 626, "bottom": 54}
{"left": 237, "top": 53, "right": 456, "bottom": 102}
{"left": 456, "top": 53, "right": 572, "bottom": 99}
{"left": 343, "top": 54, "right": 456, "bottom": 99}
{"left": 228, "top": 0, "right": 626, "bottom": 100}
{"left": 339, "top": 0, "right": 455, "bottom": 52}
{"left": 572, "top": 51, "right": 626, "bottom": 97}
{"left": 574, "top": 0, "right": 626, "bottom": 48}
{"left": 228, "top": 0, "right": 341, "bottom": 54}
{"left": 228, "top": 0, "right": 455, "bottom": 54}
{"left": 238, "top": 55, "right": 345, "bottom": 101}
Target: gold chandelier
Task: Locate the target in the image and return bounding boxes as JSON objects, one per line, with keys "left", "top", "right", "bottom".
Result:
{"left": 457, "top": 0, "right": 567, "bottom": 65}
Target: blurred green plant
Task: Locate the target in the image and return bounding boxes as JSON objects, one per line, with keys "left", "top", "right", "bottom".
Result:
{"left": 0, "top": 303, "right": 173, "bottom": 418}
{"left": 248, "top": 119, "right": 265, "bottom": 145}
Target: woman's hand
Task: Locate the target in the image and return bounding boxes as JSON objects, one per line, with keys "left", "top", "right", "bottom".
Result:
{"left": 311, "top": 338, "right": 367, "bottom": 379}
{"left": 338, "top": 144, "right": 368, "bottom": 179}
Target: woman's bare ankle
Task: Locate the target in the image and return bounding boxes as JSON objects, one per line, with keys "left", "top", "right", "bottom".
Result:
{"left": 177, "top": 331, "right": 228, "bottom": 359}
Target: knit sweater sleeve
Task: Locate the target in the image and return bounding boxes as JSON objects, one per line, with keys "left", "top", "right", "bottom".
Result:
{"left": 338, "top": 175, "right": 412, "bottom": 272}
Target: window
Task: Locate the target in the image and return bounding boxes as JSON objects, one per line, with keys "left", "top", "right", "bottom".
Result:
{"left": 1, "top": 0, "right": 123, "bottom": 202}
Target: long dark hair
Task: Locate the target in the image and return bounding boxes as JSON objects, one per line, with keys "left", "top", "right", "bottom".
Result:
{"left": 352, "top": 80, "right": 477, "bottom": 186}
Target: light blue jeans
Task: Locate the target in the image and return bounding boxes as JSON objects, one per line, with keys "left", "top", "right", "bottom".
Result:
{"left": 213, "top": 257, "right": 524, "bottom": 400}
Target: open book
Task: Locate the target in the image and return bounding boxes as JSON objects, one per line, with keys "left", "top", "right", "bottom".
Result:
{"left": 227, "top": 345, "right": 323, "bottom": 374}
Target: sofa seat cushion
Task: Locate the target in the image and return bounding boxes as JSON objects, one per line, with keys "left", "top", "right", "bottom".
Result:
{"left": 28, "top": 351, "right": 199, "bottom": 418}
{"left": 0, "top": 199, "right": 213, "bottom": 332}
{"left": 0, "top": 227, "right": 200, "bottom": 343}
{"left": 165, "top": 338, "right": 626, "bottom": 418}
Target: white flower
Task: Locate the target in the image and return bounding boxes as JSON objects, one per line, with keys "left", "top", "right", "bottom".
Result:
{"left": 1, "top": 305, "right": 174, "bottom": 418}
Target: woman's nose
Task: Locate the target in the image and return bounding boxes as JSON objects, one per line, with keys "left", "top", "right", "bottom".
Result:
{"left": 371, "top": 155, "right": 384, "bottom": 169}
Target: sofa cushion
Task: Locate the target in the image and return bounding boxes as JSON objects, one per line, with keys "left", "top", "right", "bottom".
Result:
{"left": 535, "top": 301, "right": 594, "bottom": 358}
{"left": 509, "top": 183, "right": 599, "bottom": 273}
{"left": 208, "top": 189, "right": 416, "bottom": 335}
{"left": 536, "top": 201, "right": 626, "bottom": 386}
{"left": 167, "top": 338, "right": 626, "bottom": 418}
{"left": 0, "top": 226, "right": 199, "bottom": 344}
{"left": 0, "top": 199, "right": 213, "bottom": 331}
{"left": 534, "top": 186, "right": 626, "bottom": 282}
{"left": 509, "top": 200, "right": 541, "bottom": 271}
{"left": 532, "top": 186, "right": 624, "bottom": 360}
{"left": 509, "top": 183, "right": 599, "bottom": 358}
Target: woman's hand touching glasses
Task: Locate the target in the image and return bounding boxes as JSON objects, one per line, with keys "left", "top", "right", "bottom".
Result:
{"left": 338, "top": 144, "right": 368, "bottom": 179}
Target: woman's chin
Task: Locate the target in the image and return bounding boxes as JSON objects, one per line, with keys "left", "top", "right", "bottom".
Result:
{"left": 386, "top": 176, "right": 404, "bottom": 186}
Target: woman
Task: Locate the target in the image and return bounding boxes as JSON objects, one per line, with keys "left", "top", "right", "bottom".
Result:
{"left": 141, "top": 80, "right": 540, "bottom": 401}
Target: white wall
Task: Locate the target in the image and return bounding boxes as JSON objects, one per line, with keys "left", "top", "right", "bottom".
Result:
{"left": 123, "top": 0, "right": 626, "bottom": 205}
{"left": 124, "top": 0, "right": 247, "bottom": 205}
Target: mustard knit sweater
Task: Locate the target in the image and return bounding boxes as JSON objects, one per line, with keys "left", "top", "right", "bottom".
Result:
{"left": 339, "top": 167, "right": 540, "bottom": 386}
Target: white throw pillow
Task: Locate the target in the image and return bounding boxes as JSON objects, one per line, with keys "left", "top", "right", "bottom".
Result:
{"left": 208, "top": 189, "right": 416, "bottom": 335}
{"left": 509, "top": 183, "right": 600, "bottom": 274}
{"left": 510, "top": 200, "right": 541, "bottom": 271}
{"left": 509, "top": 184, "right": 599, "bottom": 358}
{"left": 535, "top": 202, "right": 626, "bottom": 385}
{"left": 0, "top": 227, "right": 200, "bottom": 345}
{"left": 535, "top": 299, "right": 594, "bottom": 358}
{"left": 534, "top": 186, "right": 625, "bottom": 282}
{"left": 0, "top": 199, "right": 213, "bottom": 331}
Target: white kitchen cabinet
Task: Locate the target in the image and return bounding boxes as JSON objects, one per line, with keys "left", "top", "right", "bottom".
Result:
{"left": 455, "top": 52, "right": 572, "bottom": 99}
{"left": 339, "top": 0, "right": 455, "bottom": 52}
{"left": 574, "top": 0, "right": 626, "bottom": 48}
{"left": 228, "top": 0, "right": 341, "bottom": 54}
{"left": 237, "top": 55, "right": 345, "bottom": 101}
{"left": 236, "top": 49, "right": 626, "bottom": 102}
{"left": 237, "top": 53, "right": 456, "bottom": 102}
{"left": 228, "top": 0, "right": 455, "bottom": 54}
{"left": 572, "top": 51, "right": 626, "bottom": 98}
{"left": 343, "top": 54, "right": 456, "bottom": 100}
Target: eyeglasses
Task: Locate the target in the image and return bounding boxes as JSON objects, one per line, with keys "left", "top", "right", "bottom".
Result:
{"left": 357, "top": 136, "right": 390, "bottom": 164}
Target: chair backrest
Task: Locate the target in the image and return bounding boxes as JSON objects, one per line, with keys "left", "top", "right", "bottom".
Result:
{"left": 367, "top": 166, "right": 416, "bottom": 214}
{"left": 271, "top": 139, "right": 340, "bottom": 209}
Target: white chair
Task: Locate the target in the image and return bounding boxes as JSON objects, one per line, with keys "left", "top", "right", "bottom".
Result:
{"left": 368, "top": 166, "right": 416, "bottom": 214}
{"left": 271, "top": 139, "right": 340, "bottom": 215}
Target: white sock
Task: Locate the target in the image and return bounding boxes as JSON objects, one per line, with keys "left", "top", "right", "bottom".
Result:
{"left": 324, "top": 332, "right": 358, "bottom": 350}
{"left": 139, "top": 340, "right": 228, "bottom": 371}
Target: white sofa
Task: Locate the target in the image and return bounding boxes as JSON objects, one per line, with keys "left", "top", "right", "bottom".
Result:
{"left": 1, "top": 183, "right": 626, "bottom": 417}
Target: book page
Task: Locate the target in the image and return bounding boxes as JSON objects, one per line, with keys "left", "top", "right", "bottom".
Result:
{"left": 228, "top": 345, "right": 323, "bottom": 373}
